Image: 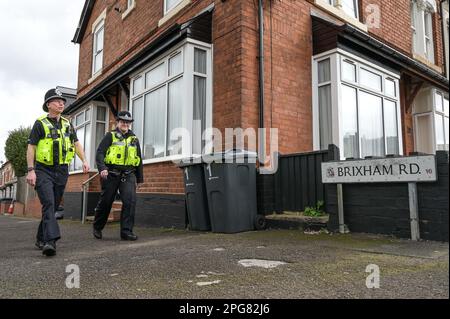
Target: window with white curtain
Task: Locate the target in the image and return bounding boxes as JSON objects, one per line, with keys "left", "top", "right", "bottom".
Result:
{"left": 341, "top": 84, "right": 358, "bottom": 158}
{"left": 71, "top": 108, "right": 91, "bottom": 172}
{"left": 130, "top": 41, "right": 212, "bottom": 162}
{"left": 434, "top": 91, "right": 449, "bottom": 151}
{"left": 317, "top": 58, "right": 332, "bottom": 150}
{"left": 341, "top": 57, "right": 400, "bottom": 158}
{"left": 193, "top": 48, "right": 207, "bottom": 154}
{"left": 94, "top": 106, "right": 108, "bottom": 168}
{"left": 92, "top": 20, "right": 104, "bottom": 75}
{"left": 69, "top": 105, "right": 108, "bottom": 172}
{"left": 424, "top": 10, "right": 434, "bottom": 62}
{"left": 313, "top": 52, "right": 402, "bottom": 159}
{"left": 410, "top": 0, "right": 435, "bottom": 63}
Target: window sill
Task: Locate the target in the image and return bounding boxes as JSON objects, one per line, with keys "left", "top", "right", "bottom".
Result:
{"left": 314, "top": 0, "right": 368, "bottom": 32}
{"left": 412, "top": 54, "right": 442, "bottom": 73}
{"left": 122, "top": 2, "right": 135, "bottom": 20}
{"left": 158, "top": 0, "right": 191, "bottom": 27}
{"left": 88, "top": 71, "right": 102, "bottom": 85}
{"left": 142, "top": 154, "right": 185, "bottom": 165}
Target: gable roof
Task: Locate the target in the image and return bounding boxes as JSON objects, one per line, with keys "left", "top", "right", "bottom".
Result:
{"left": 72, "top": 0, "right": 95, "bottom": 44}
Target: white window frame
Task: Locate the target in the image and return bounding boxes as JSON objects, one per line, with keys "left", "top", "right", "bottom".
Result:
{"left": 423, "top": 10, "right": 434, "bottom": 62}
{"left": 433, "top": 90, "right": 449, "bottom": 151}
{"left": 412, "top": 87, "right": 449, "bottom": 153}
{"left": 316, "top": 58, "right": 334, "bottom": 150}
{"left": 130, "top": 39, "right": 213, "bottom": 165}
{"left": 91, "top": 9, "right": 106, "bottom": 78}
{"left": 69, "top": 104, "right": 109, "bottom": 174}
{"left": 313, "top": 49, "right": 403, "bottom": 159}
{"left": 411, "top": 1, "right": 418, "bottom": 51}
{"left": 122, "top": 0, "right": 136, "bottom": 19}
{"left": 164, "top": 0, "right": 183, "bottom": 15}
{"left": 92, "top": 22, "right": 104, "bottom": 76}
{"left": 411, "top": 0, "right": 436, "bottom": 64}
{"left": 327, "top": 0, "right": 359, "bottom": 20}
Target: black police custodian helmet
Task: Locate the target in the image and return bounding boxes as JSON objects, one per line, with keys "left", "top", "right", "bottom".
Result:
{"left": 116, "top": 111, "right": 134, "bottom": 122}
{"left": 42, "top": 88, "right": 66, "bottom": 112}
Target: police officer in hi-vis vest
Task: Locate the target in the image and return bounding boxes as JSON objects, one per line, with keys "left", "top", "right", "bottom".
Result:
{"left": 26, "top": 88, "right": 90, "bottom": 256}
{"left": 93, "top": 111, "right": 143, "bottom": 241}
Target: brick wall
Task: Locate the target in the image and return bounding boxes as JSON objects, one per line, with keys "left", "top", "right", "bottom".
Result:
{"left": 360, "top": 0, "right": 412, "bottom": 55}
{"left": 241, "top": 0, "right": 314, "bottom": 154}
{"left": 360, "top": 0, "right": 445, "bottom": 70}
{"left": 138, "top": 162, "right": 184, "bottom": 194}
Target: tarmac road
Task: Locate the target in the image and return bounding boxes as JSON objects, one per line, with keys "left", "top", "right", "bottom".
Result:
{"left": 0, "top": 214, "right": 448, "bottom": 299}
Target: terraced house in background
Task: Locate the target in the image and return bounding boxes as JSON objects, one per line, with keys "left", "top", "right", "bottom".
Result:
{"left": 24, "top": 0, "right": 448, "bottom": 228}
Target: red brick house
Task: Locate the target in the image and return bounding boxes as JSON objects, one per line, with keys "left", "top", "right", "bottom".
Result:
{"left": 0, "top": 161, "right": 17, "bottom": 214}
{"left": 0, "top": 161, "right": 16, "bottom": 200}
{"left": 61, "top": 0, "right": 449, "bottom": 227}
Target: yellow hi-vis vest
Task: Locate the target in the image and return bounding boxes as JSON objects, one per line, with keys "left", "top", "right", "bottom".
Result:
{"left": 36, "top": 115, "right": 75, "bottom": 165}
{"left": 104, "top": 132, "right": 141, "bottom": 167}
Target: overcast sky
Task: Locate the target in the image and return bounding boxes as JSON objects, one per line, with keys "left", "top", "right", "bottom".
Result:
{"left": 0, "top": 0, "right": 85, "bottom": 163}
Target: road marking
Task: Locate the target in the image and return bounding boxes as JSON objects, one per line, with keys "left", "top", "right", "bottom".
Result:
{"left": 238, "top": 259, "right": 287, "bottom": 269}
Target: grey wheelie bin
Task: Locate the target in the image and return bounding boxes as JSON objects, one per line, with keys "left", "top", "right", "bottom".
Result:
{"left": 203, "top": 150, "right": 262, "bottom": 233}
{"left": 178, "top": 157, "right": 211, "bottom": 231}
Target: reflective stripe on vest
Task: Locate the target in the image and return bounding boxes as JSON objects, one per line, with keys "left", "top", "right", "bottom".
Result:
{"left": 35, "top": 115, "right": 75, "bottom": 165}
{"left": 104, "top": 132, "right": 141, "bottom": 167}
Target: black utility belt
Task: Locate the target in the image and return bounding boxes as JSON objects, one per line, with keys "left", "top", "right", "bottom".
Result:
{"left": 108, "top": 169, "right": 136, "bottom": 177}
{"left": 36, "top": 163, "right": 69, "bottom": 169}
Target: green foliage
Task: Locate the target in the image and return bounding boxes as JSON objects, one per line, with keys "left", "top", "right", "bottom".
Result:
{"left": 304, "top": 200, "right": 326, "bottom": 217}
{"left": 4, "top": 126, "right": 31, "bottom": 177}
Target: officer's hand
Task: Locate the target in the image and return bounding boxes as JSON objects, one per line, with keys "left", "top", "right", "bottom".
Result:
{"left": 100, "top": 170, "right": 108, "bottom": 179}
{"left": 82, "top": 161, "right": 90, "bottom": 174}
{"left": 26, "top": 170, "right": 36, "bottom": 187}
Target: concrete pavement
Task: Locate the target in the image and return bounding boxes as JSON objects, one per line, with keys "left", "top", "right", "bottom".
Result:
{"left": 0, "top": 214, "right": 448, "bottom": 299}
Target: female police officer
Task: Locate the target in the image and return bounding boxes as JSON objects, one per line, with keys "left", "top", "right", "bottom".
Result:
{"left": 93, "top": 111, "right": 143, "bottom": 241}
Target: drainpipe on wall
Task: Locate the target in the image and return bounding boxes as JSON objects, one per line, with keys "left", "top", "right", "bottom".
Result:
{"left": 258, "top": 0, "right": 266, "bottom": 164}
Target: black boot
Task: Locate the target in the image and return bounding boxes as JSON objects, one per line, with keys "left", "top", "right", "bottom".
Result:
{"left": 93, "top": 228, "right": 102, "bottom": 239}
{"left": 121, "top": 233, "right": 138, "bottom": 241}
{"left": 42, "top": 241, "right": 56, "bottom": 256}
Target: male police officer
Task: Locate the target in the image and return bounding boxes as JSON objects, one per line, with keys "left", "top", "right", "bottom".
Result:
{"left": 93, "top": 111, "right": 143, "bottom": 241}
{"left": 26, "top": 88, "right": 90, "bottom": 256}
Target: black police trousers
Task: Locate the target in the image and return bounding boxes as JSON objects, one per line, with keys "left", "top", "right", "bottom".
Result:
{"left": 93, "top": 171, "right": 136, "bottom": 235}
{"left": 35, "top": 164, "right": 68, "bottom": 243}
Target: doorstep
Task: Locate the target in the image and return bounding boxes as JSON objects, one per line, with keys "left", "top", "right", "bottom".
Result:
{"left": 264, "top": 212, "right": 329, "bottom": 231}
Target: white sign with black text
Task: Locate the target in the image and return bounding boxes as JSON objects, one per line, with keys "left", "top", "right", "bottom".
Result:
{"left": 322, "top": 156, "right": 437, "bottom": 184}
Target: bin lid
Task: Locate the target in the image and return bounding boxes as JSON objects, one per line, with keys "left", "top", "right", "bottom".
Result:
{"left": 203, "top": 149, "right": 258, "bottom": 163}
{"left": 176, "top": 155, "right": 204, "bottom": 167}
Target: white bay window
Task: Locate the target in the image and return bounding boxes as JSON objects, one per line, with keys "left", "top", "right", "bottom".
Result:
{"left": 130, "top": 40, "right": 212, "bottom": 163}
{"left": 413, "top": 88, "right": 449, "bottom": 153}
{"left": 313, "top": 50, "right": 402, "bottom": 159}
